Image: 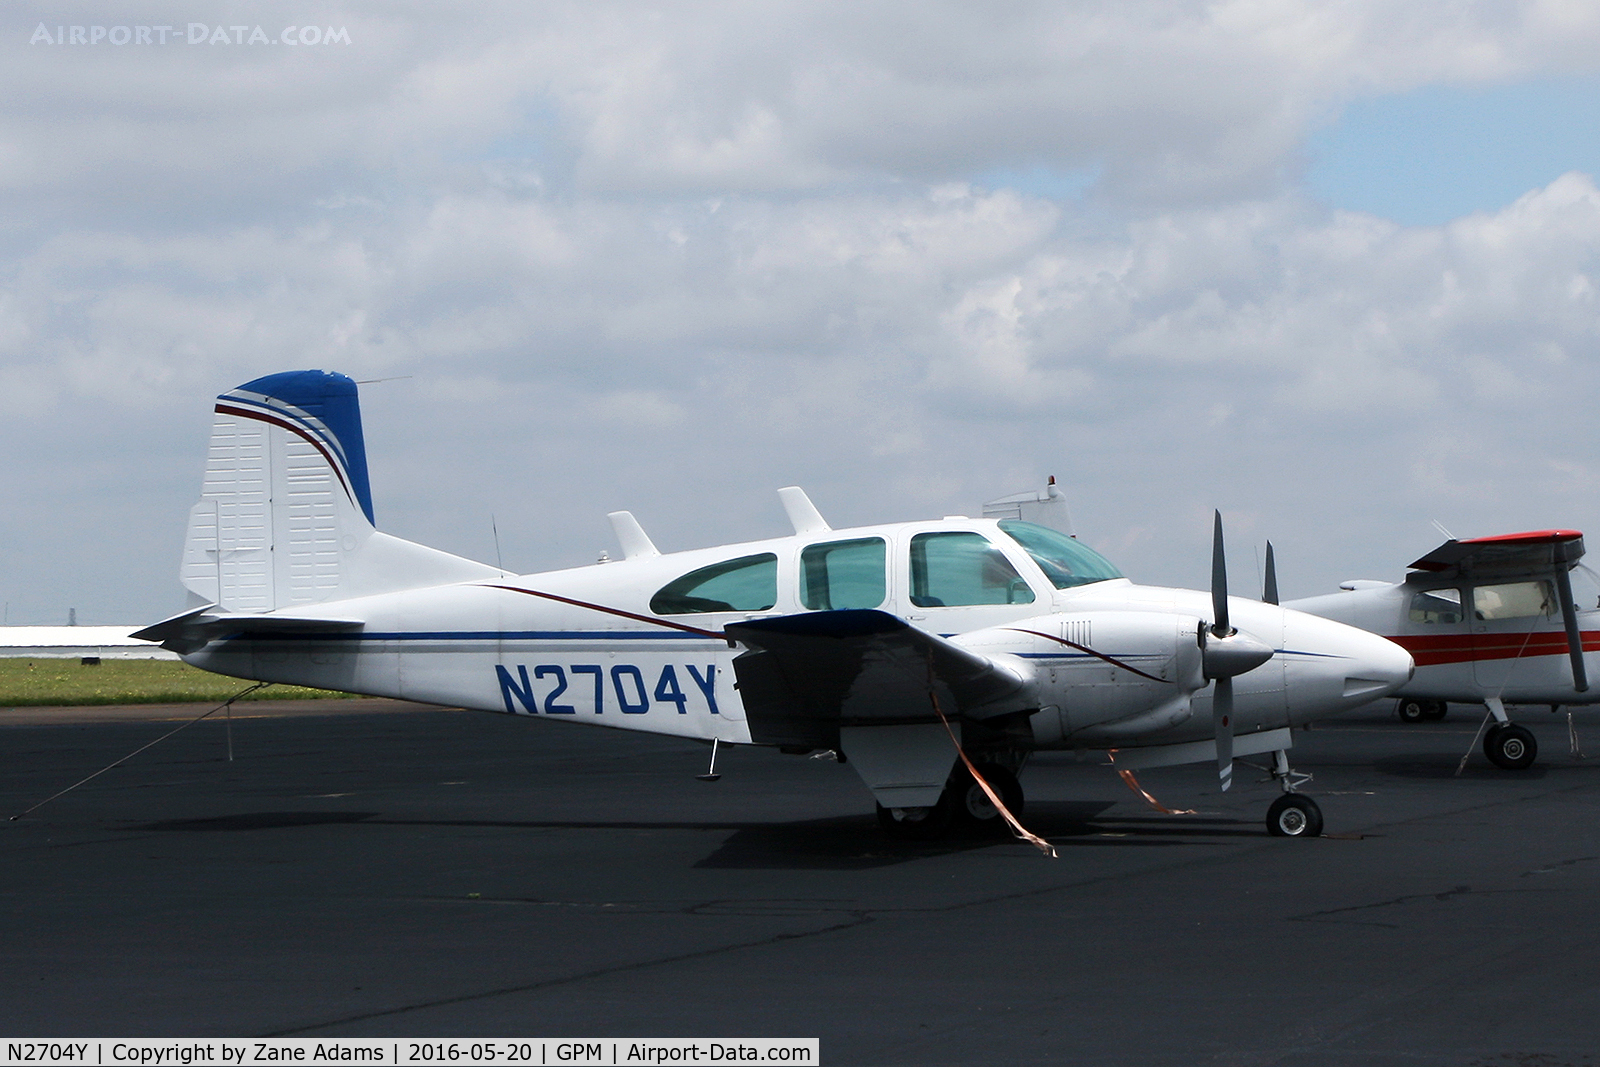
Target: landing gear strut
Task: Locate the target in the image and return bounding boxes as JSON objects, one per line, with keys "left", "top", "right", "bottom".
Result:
{"left": 1263, "top": 749, "right": 1322, "bottom": 838}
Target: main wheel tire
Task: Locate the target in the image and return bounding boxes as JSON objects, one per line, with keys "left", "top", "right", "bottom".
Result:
{"left": 1396, "top": 698, "right": 1429, "bottom": 723}
{"left": 1266, "top": 794, "right": 1324, "bottom": 838}
{"left": 1422, "top": 700, "right": 1449, "bottom": 721}
{"left": 1484, "top": 722, "right": 1538, "bottom": 770}
{"left": 949, "top": 762, "right": 1023, "bottom": 834}
{"left": 876, "top": 796, "right": 954, "bottom": 840}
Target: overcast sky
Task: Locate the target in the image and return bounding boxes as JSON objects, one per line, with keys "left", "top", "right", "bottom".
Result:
{"left": 7, "top": 1, "right": 1600, "bottom": 626}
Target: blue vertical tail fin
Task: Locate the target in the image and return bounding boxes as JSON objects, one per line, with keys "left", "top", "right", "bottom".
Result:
{"left": 179, "top": 370, "right": 500, "bottom": 611}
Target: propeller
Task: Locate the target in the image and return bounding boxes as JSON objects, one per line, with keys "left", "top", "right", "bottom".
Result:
{"left": 1262, "top": 541, "right": 1279, "bottom": 606}
{"left": 1201, "top": 511, "right": 1274, "bottom": 791}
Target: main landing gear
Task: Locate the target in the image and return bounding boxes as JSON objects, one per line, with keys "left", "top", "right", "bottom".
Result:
{"left": 876, "top": 760, "right": 1024, "bottom": 841}
{"left": 1396, "top": 698, "right": 1448, "bottom": 723}
{"left": 1263, "top": 749, "right": 1322, "bottom": 838}
{"left": 1475, "top": 696, "right": 1539, "bottom": 771}
{"left": 1483, "top": 722, "right": 1538, "bottom": 770}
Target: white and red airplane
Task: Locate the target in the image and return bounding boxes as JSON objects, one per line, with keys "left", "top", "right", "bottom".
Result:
{"left": 1286, "top": 530, "right": 1597, "bottom": 770}
{"left": 136, "top": 371, "right": 1413, "bottom": 841}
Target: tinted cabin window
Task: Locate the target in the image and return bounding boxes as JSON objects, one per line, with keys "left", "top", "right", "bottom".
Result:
{"left": 997, "top": 520, "right": 1123, "bottom": 589}
{"left": 801, "top": 537, "right": 886, "bottom": 611}
{"left": 1409, "top": 588, "right": 1462, "bottom": 624}
{"left": 651, "top": 553, "right": 778, "bottom": 614}
{"left": 909, "top": 531, "right": 1034, "bottom": 607}
{"left": 1472, "top": 580, "right": 1555, "bottom": 621}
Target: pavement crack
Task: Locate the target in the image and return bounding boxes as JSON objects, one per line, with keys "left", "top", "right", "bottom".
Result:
{"left": 260, "top": 911, "right": 875, "bottom": 1036}
{"left": 1290, "top": 885, "right": 1545, "bottom": 928}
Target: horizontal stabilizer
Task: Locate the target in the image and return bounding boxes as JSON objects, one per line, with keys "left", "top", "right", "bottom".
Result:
{"left": 133, "top": 605, "right": 363, "bottom": 655}
{"left": 725, "top": 609, "right": 1027, "bottom": 750}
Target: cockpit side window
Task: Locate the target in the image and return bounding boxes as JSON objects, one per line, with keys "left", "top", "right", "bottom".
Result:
{"left": 801, "top": 537, "right": 886, "bottom": 611}
{"left": 650, "top": 553, "right": 778, "bottom": 615}
{"left": 1409, "top": 587, "right": 1462, "bottom": 624}
{"left": 909, "top": 531, "right": 1035, "bottom": 607}
{"left": 1472, "top": 580, "right": 1555, "bottom": 621}
{"left": 997, "top": 520, "right": 1123, "bottom": 589}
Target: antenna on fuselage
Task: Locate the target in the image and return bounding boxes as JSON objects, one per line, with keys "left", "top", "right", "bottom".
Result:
{"left": 608, "top": 511, "right": 661, "bottom": 560}
{"left": 778, "top": 487, "right": 830, "bottom": 536}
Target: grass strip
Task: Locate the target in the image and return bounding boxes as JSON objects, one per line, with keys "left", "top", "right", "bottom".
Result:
{"left": 0, "top": 658, "right": 356, "bottom": 706}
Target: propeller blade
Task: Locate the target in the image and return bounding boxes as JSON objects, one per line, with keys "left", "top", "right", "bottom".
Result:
{"left": 1214, "top": 676, "right": 1234, "bottom": 791}
{"left": 1211, "top": 510, "right": 1230, "bottom": 636}
{"left": 1262, "top": 541, "right": 1279, "bottom": 605}
{"left": 1553, "top": 544, "right": 1589, "bottom": 692}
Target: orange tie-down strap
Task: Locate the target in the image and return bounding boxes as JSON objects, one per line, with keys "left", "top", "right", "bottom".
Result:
{"left": 927, "top": 689, "right": 1057, "bottom": 858}
{"left": 1106, "top": 751, "right": 1196, "bottom": 815}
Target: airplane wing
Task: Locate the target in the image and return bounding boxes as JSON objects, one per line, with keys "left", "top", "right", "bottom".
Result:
{"left": 1407, "top": 529, "right": 1585, "bottom": 576}
{"left": 132, "top": 605, "right": 364, "bottom": 654}
{"left": 724, "top": 609, "right": 1028, "bottom": 751}
{"left": 1406, "top": 529, "right": 1589, "bottom": 693}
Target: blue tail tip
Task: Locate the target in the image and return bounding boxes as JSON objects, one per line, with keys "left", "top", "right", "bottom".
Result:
{"left": 223, "top": 370, "right": 375, "bottom": 525}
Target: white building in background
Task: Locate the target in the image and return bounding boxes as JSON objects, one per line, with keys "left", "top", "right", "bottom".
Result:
{"left": 0, "top": 627, "right": 178, "bottom": 661}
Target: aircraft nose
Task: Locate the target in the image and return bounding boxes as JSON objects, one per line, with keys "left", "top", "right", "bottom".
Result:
{"left": 1339, "top": 626, "right": 1415, "bottom": 703}
{"left": 1282, "top": 610, "right": 1415, "bottom": 720}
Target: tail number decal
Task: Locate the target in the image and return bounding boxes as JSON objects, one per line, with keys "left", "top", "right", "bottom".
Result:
{"left": 497, "top": 663, "right": 719, "bottom": 716}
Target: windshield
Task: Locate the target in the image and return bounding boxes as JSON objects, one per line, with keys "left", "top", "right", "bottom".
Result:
{"left": 998, "top": 520, "right": 1123, "bottom": 589}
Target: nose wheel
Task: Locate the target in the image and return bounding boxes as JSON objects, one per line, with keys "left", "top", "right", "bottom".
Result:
{"left": 1262, "top": 748, "right": 1323, "bottom": 838}
{"left": 1266, "top": 793, "right": 1323, "bottom": 837}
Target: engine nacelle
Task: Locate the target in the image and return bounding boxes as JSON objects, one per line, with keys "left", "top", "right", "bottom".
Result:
{"left": 957, "top": 610, "right": 1205, "bottom": 739}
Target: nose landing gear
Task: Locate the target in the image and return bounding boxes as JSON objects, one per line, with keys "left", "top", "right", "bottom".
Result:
{"left": 1263, "top": 749, "right": 1322, "bottom": 838}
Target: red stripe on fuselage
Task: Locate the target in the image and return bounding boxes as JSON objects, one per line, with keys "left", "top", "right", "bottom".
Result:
{"left": 486, "top": 584, "right": 727, "bottom": 641}
{"left": 1388, "top": 629, "right": 1600, "bottom": 667}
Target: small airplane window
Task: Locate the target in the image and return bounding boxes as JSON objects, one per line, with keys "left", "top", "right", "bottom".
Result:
{"left": 1408, "top": 588, "right": 1462, "bottom": 625}
{"left": 650, "top": 553, "right": 778, "bottom": 615}
{"left": 801, "top": 537, "right": 886, "bottom": 611}
{"left": 910, "top": 532, "right": 1035, "bottom": 607}
{"left": 1471, "top": 580, "right": 1555, "bottom": 621}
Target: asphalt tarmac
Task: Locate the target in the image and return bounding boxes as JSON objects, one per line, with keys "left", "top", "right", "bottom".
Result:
{"left": 3, "top": 698, "right": 1599, "bottom": 1066}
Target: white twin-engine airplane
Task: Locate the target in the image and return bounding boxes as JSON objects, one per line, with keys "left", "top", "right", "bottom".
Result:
{"left": 135, "top": 371, "right": 1413, "bottom": 842}
{"left": 1287, "top": 529, "right": 1599, "bottom": 771}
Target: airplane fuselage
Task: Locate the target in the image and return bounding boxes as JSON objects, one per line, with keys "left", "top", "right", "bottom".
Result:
{"left": 186, "top": 517, "right": 1410, "bottom": 754}
{"left": 1290, "top": 581, "right": 1600, "bottom": 706}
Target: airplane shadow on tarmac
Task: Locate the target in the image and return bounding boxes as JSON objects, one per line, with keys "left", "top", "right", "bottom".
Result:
{"left": 118, "top": 801, "right": 1275, "bottom": 870}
